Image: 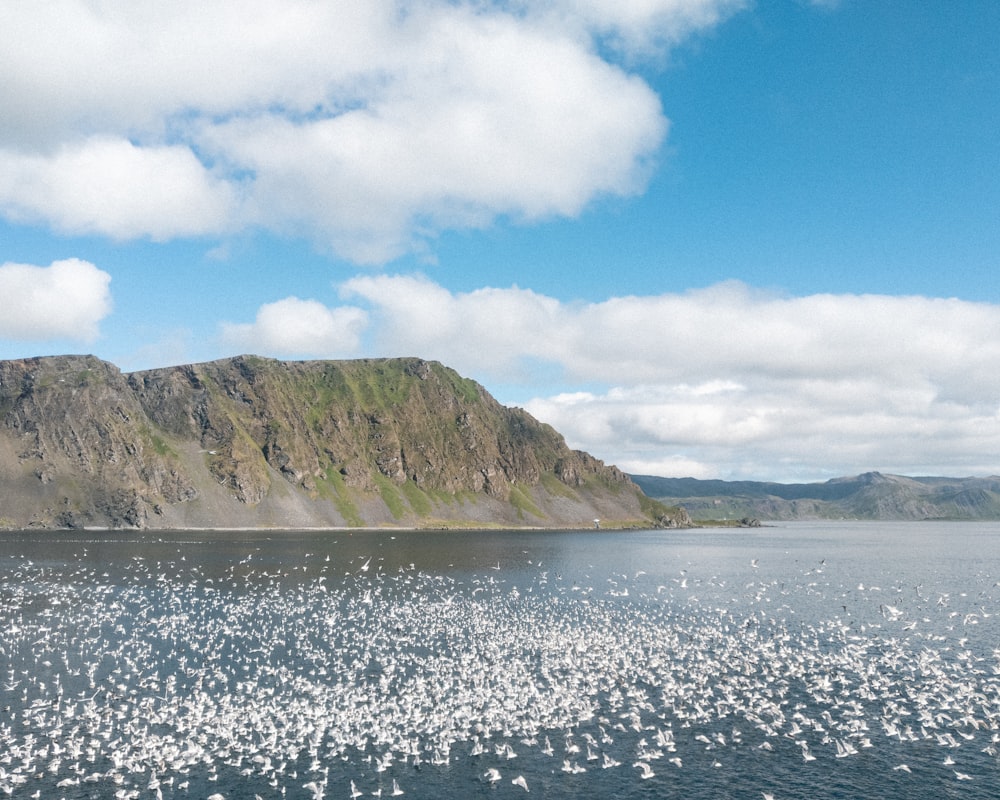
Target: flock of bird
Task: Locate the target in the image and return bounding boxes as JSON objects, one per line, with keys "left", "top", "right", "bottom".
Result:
{"left": 1, "top": 532, "right": 999, "bottom": 799}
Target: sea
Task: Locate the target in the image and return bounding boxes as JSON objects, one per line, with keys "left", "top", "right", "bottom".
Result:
{"left": 2, "top": 521, "right": 999, "bottom": 799}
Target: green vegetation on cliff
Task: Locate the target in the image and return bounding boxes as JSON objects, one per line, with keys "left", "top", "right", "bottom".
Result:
{"left": 0, "top": 354, "right": 688, "bottom": 530}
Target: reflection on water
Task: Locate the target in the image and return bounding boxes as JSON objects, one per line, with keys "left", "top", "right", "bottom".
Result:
{"left": 2, "top": 522, "right": 999, "bottom": 799}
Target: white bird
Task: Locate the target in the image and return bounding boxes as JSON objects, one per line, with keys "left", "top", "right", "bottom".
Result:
{"left": 511, "top": 775, "right": 529, "bottom": 791}
{"left": 633, "top": 761, "right": 654, "bottom": 780}
{"left": 483, "top": 768, "right": 501, "bottom": 784}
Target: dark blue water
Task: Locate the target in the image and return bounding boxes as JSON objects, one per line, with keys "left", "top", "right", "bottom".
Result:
{"left": 2, "top": 522, "right": 999, "bottom": 799}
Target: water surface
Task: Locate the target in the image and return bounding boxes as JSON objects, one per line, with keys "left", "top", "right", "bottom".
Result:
{"left": 2, "top": 522, "right": 998, "bottom": 798}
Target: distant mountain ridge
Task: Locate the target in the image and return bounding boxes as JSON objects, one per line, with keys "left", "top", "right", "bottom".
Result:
{"left": 630, "top": 472, "right": 1000, "bottom": 521}
{"left": 0, "top": 354, "right": 686, "bottom": 530}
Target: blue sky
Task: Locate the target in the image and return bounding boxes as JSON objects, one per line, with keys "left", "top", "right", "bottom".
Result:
{"left": 2, "top": 0, "right": 999, "bottom": 482}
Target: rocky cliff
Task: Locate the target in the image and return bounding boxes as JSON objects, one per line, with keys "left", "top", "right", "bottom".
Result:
{"left": 0, "top": 355, "right": 686, "bottom": 530}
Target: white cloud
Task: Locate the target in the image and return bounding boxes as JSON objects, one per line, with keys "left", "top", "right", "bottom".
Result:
{"left": 0, "top": 137, "right": 236, "bottom": 240}
{"left": 533, "top": 0, "right": 748, "bottom": 54}
{"left": 524, "top": 377, "right": 1000, "bottom": 482}
{"left": 220, "top": 296, "right": 368, "bottom": 357}
{"left": 336, "top": 276, "right": 1000, "bottom": 392}
{"left": 340, "top": 273, "right": 570, "bottom": 375}
{"left": 0, "top": 258, "right": 112, "bottom": 342}
{"left": 0, "top": 0, "right": 742, "bottom": 261}
{"left": 279, "top": 274, "right": 1000, "bottom": 481}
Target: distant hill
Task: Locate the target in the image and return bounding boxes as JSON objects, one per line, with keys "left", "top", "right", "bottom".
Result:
{"left": 0, "top": 355, "right": 688, "bottom": 530}
{"left": 629, "top": 471, "right": 1000, "bottom": 521}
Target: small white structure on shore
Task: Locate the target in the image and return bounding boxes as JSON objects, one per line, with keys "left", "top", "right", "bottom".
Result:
{"left": 593, "top": 518, "right": 600, "bottom": 529}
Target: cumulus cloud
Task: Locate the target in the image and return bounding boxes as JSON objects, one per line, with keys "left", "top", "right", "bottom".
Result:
{"left": 0, "top": 0, "right": 739, "bottom": 260}
{"left": 0, "top": 138, "right": 237, "bottom": 240}
{"left": 262, "top": 274, "right": 1000, "bottom": 481}
{"left": 0, "top": 258, "right": 112, "bottom": 342}
{"left": 220, "top": 296, "right": 368, "bottom": 357}
{"left": 339, "top": 273, "right": 570, "bottom": 377}
{"left": 523, "top": 378, "right": 1000, "bottom": 482}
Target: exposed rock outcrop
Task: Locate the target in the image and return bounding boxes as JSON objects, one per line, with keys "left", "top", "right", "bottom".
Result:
{"left": 0, "top": 355, "right": 685, "bottom": 530}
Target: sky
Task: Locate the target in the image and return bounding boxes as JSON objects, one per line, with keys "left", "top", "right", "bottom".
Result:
{"left": 2, "top": 0, "right": 999, "bottom": 483}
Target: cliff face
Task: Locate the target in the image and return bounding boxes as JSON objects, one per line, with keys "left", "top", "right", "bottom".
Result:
{"left": 0, "top": 355, "right": 685, "bottom": 530}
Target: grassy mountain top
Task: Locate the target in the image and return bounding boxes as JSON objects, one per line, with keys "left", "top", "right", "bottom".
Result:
{"left": 0, "top": 354, "right": 686, "bottom": 530}
{"left": 631, "top": 471, "right": 1000, "bottom": 521}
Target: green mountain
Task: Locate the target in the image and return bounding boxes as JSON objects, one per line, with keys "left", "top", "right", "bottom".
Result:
{"left": 630, "top": 471, "right": 1000, "bottom": 521}
{"left": 0, "top": 354, "right": 686, "bottom": 530}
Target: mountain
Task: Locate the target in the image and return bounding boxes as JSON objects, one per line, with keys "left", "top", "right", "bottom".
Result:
{"left": 0, "top": 354, "right": 687, "bottom": 530}
{"left": 630, "top": 472, "right": 1000, "bottom": 521}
